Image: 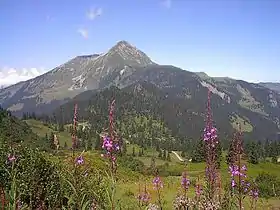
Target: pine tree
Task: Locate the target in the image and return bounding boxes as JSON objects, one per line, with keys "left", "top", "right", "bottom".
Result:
{"left": 191, "top": 140, "right": 206, "bottom": 162}
{"left": 64, "top": 142, "right": 68, "bottom": 149}
{"left": 122, "top": 141, "right": 127, "bottom": 155}
{"left": 215, "top": 141, "right": 222, "bottom": 168}
{"left": 158, "top": 150, "right": 162, "bottom": 158}
{"left": 248, "top": 142, "right": 259, "bottom": 164}
{"left": 132, "top": 147, "right": 136, "bottom": 157}
{"left": 167, "top": 152, "right": 171, "bottom": 162}
{"left": 95, "top": 134, "right": 101, "bottom": 150}
{"left": 138, "top": 149, "right": 142, "bottom": 157}
{"left": 49, "top": 132, "right": 56, "bottom": 150}
{"left": 150, "top": 157, "right": 156, "bottom": 171}
{"left": 163, "top": 150, "right": 167, "bottom": 160}
{"left": 58, "top": 123, "right": 64, "bottom": 132}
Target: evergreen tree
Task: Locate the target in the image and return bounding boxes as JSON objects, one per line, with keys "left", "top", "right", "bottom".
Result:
{"left": 64, "top": 142, "right": 68, "bottom": 149}
{"left": 58, "top": 123, "right": 65, "bottom": 132}
{"left": 132, "top": 147, "right": 136, "bottom": 157}
{"left": 45, "top": 133, "right": 48, "bottom": 142}
{"left": 22, "top": 112, "right": 27, "bottom": 120}
{"left": 150, "top": 157, "right": 156, "bottom": 171}
{"left": 167, "top": 152, "right": 171, "bottom": 162}
{"left": 122, "top": 141, "right": 127, "bottom": 155}
{"left": 49, "top": 132, "right": 56, "bottom": 150}
{"left": 215, "top": 141, "right": 222, "bottom": 169}
{"left": 163, "top": 150, "right": 167, "bottom": 160}
{"left": 158, "top": 149, "right": 162, "bottom": 158}
{"left": 138, "top": 149, "right": 142, "bottom": 157}
{"left": 191, "top": 140, "right": 206, "bottom": 162}
{"left": 248, "top": 142, "right": 259, "bottom": 164}
{"left": 95, "top": 134, "right": 102, "bottom": 150}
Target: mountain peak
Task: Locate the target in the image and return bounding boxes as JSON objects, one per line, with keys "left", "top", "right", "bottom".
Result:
{"left": 106, "top": 40, "right": 153, "bottom": 66}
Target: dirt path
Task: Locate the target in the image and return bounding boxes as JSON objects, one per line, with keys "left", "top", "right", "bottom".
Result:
{"left": 171, "top": 151, "right": 184, "bottom": 162}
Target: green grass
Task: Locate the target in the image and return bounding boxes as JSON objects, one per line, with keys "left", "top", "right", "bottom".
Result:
{"left": 25, "top": 119, "right": 72, "bottom": 147}
{"left": 126, "top": 144, "right": 181, "bottom": 167}
{"left": 230, "top": 115, "right": 253, "bottom": 132}
{"left": 23, "top": 119, "right": 280, "bottom": 208}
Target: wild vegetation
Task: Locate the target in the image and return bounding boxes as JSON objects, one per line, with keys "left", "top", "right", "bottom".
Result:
{"left": 1, "top": 88, "right": 280, "bottom": 209}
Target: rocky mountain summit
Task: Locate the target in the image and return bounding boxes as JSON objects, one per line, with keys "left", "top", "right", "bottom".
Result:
{"left": 0, "top": 41, "right": 153, "bottom": 115}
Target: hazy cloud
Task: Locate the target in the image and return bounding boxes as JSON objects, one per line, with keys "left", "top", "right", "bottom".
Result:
{"left": 77, "top": 28, "right": 89, "bottom": 39}
{"left": 86, "top": 7, "right": 103, "bottom": 20}
{"left": 0, "top": 67, "right": 46, "bottom": 86}
{"left": 161, "top": 0, "right": 172, "bottom": 9}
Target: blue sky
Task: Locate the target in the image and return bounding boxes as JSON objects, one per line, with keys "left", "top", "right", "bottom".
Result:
{"left": 0, "top": 0, "right": 280, "bottom": 85}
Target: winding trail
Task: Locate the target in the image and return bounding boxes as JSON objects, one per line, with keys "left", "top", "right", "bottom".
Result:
{"left": 171, "top": 151, "right": 184, "bottom": 162}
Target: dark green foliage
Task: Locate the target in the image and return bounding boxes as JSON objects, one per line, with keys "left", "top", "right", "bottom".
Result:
{"left": 216, "top": 142, "right": 222, "bottom": 168}
{"left": 255, "top": 172, "right": 280, "bottom": 198}
{"left": 158, "top": 150, "right": 162, "bottom": 158}
{"left": 245, "top": 141, "right": 260, "bottom": 164}
{"left": 64, "top": 142, "right": 68, "bottom": 149}
{"left": 167, "top": 152, "right": 171, "bottom": 162}
{"left": 118, "top": 156, "right": 145, "bottom": 172}
{"left": 0, "top": 107, "right": 44, "bottom": 149}
{"left": 132, "top": 147, "right": 136, "bottom": 157}
{"left": 191, "top": 140, "right": 206, "bottom": 162}
{"left": 0, "top": 145, "right": 62, "bottom": 209}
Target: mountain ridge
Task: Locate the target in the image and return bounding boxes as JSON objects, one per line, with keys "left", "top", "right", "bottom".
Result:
{"left": 1, "top": 40, "right": 280, "bottom": 143}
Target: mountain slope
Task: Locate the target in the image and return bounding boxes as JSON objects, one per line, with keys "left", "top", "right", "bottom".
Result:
{"left": 259, "top": 82, "right": 280, "bottom": 94}
{"left": 0, "top": 107, "right": 40, "bottom": 147}
{"left": 0, "top": 41, "right": 153, "bottom": 116}
{"left": 1, "top": 40, "right": 280, "bottom": 143}
{"left": 52, "top": 80, "right": 279, "bottom": 144}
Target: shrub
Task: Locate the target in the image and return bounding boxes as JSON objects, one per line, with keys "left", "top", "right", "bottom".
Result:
{"left": 255, "top": 172, "right": 280, "bottom": 198}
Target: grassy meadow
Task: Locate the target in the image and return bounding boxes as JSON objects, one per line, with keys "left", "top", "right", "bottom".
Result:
{"left": 25, "top": 119, "right": 280, "bottom": 209}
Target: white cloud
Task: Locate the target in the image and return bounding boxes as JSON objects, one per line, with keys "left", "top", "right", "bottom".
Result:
{"left": 86, "top": 7, "right": 103, "bottom": 20}
{"left": 0, "top": 67, "right": 46, "bottom": 86}
{"left": 77, "top": 28, "right": 89, "bottom": 39}
{"left": 161, "top": 0, "right": 172, "bottom": 9}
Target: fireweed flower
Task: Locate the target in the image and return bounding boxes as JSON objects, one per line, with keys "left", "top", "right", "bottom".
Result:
{"left": 7, "top": 154, "right": 16, "bottom": 163}
{"left": 101, "top": 99, "right": 121, "bottom": 175}
{"left": 229, "top": 164, "right": 247, "bottom": 178}
{"left": 181, "top": 171, "right": 190, "bottom": 191}
{"left": 147, "top": 203, "right": 160, "bottom": 210}
{"left": 203, "top": 89, "right": 220, "bottom": 198}
{"left": 75, "top": 155, "right": 84, "bottom": 165}
{"left": 195, "top": 184, "right": 202, "bottom": 197}
{"left": 173, "top": 195, "right": 193, "bottom": 209}
{"left": 137, "top": 191, "right": 151, "bottom": 205}
{"left": 249, "top": 188, "right": 259, "bottom": 200}
{"left": 153, "top": 176, "right": 163, "bottom": 190}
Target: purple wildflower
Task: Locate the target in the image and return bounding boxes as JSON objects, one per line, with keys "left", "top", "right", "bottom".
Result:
{"left": 195, "top": 184, "right": 202, "bottom": 197}
{"left": 203, "top": 127, "right": 218, "bottom": 143}
{"left": 153, "top": 176, "right": 163, "bottom": 190}
{"left": 250, "top": 188, "right": 259, "bottom": 200}
{"left": 75, "top": 155, "right": 84, "bottom": 165}
{"left": 203, "top": 89, "right": 220, "bottom": 198}
{"left": 137, "top": 190, "right": 151, "bottom": 205}
{"left": 7, "top": 154, "right": 16, "bottom": 163}
{"left": 181, "top": 172, "right": 190, "bottom": 190}
{"left": 231, "top": 179, "right": 236, "bottom": 188}
{"left": 229, "top": 165, "right": 246, "bottom": 177}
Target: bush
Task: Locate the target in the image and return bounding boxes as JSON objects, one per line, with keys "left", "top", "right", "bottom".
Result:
{"left": 0, "top": 145, "right": 62, "bottom": 209}
{"left": 255, "top": 172, "right": 280, "bottom": 198}
{"left": 118, "top": 156, "right": 145, "bottom": 172}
